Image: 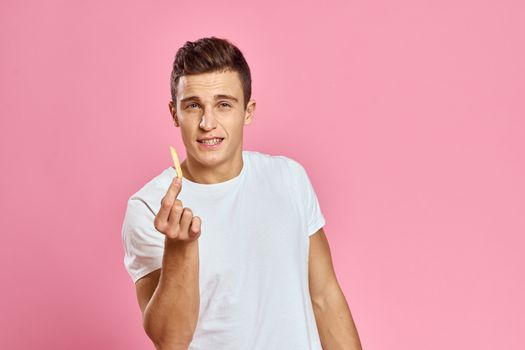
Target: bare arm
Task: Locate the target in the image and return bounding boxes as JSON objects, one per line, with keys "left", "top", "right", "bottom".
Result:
{"left": 135, "top": 176, "right": 202, "bottom": 350}
{"left": 309, "top": 228, "right": 363, "bottom": 350}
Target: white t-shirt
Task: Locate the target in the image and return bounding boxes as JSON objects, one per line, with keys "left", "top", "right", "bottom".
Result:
{"left": 121, "top": 150, "right": 326, "bottom": 349}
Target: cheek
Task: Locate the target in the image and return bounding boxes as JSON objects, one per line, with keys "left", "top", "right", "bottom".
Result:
{"left": 223, "top": 121, "right": 243, "bottom": 135}
{"left": 225, "top": 115, "right": 245, "bottom": 128}
{"left": 179, "top": 125, "right": 196, "bottom": 142}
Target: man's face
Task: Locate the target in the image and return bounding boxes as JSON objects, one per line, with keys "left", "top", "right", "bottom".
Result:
{"left": 169, "top": 70, "right": 255, "bottom": 169}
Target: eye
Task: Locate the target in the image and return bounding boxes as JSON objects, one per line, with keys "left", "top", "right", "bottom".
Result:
{"left": 186, "top": 103, "right": 200, "bottom": 109}
{"left": 219, "top": 102, "right": 232, "bottom": 108}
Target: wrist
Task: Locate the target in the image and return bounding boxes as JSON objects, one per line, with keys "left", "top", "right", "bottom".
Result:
{"left": 164, "top": 237, "right": 198, "bottom": 256}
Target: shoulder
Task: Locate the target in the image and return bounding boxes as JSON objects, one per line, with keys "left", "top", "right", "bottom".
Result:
{"left": 243, "top": 150, "right": 306, "bottom": 177}
{"left": 126, "top": 166, "right": 174, "bottom": 216}
{"left": 122, "top": 169, "right": 171, "bottom": 247}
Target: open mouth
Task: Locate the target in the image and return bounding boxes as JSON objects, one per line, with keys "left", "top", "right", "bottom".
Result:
{"left": 197, "top": 137, "right": 225, "bottom": 146}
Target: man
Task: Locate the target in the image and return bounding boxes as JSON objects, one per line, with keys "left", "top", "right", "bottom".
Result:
{"left": 121, "top": 36, "right": 362, "bottom": 350}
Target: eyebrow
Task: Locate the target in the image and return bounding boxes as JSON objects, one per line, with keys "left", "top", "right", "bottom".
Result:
{"left": 180, "top": 94, "right": 239, "bottom": 104}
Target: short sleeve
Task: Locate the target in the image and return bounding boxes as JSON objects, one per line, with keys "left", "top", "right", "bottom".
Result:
{"left": 288, "top": 159, "right": 326, "bottom": 236}
{"left": 121, "top": 198, "right": 165, "bottom": 283}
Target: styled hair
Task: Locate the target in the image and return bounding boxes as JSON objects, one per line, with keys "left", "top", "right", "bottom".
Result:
{"left": 170, "top": 36, "right": 252, "bottom": 109}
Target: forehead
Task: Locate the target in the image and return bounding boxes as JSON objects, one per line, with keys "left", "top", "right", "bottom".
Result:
{"left": 176, "top": 70, "right": 242, "bottom": 100}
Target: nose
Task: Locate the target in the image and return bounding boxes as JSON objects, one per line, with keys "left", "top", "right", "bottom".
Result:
{"left": 199, "top": 109, "right": 217, "bottom": 131}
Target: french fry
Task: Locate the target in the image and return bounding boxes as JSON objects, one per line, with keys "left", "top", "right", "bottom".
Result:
{"left": 169, "top": 146, "right": 183, "bottom": 179}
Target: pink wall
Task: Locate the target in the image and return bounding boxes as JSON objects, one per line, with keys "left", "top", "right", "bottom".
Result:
{"left": 1, "top": 0, "right": 524, "bottom": 349}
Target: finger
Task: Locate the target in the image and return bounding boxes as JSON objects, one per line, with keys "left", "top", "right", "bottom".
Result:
{"left": 156, "top": 178, "right": 182, "bottom": 226}
{"left": 189, "top": 216, "right": 201, "bottom": 240}
{"left": 167, "top": 176, "right": 182, "bottom": 199}
{"left": 166, "top": 200, "right": 184, "bottom": 238}
{"left": 178, "top": 208, "right": 193, "bottom": 240}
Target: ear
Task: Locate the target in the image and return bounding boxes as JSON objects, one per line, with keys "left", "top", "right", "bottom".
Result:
{"left": 243, "top": 99, "right": 256, "bottom": 125}
{"left": 169, "top": 101, "right": 180, "bottom": 127}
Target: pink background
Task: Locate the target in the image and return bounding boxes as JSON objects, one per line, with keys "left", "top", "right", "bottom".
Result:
{"left": 1, "top": 0, "right": 524, "bottom": 349}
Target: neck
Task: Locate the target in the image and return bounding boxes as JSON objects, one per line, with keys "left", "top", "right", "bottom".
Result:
{"left": 180, "top": 151, "right": 244, "bottom": 184}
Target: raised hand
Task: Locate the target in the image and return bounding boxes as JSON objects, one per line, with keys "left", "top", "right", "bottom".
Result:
{"left": 154, "top": 177, "right": 201, "bottom": 242}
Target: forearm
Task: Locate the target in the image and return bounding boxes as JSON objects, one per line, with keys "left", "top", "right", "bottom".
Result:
{"left": 144, "top": 239, "right": 200, "bottom": 349}
{"left": 312, "top": 285, "right": 362, "bottom": 350}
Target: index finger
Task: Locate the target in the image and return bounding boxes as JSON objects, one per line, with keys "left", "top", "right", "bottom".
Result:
{"left": 167, "top": 176, "right": 182, "bottom": 199}
{"left": 170, "top": 146, "right": 184, "bottom": 180}
{"left": 157, "top": 176, "right": 182, "bottom": 223}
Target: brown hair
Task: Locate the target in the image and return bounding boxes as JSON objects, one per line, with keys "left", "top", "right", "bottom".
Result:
{"left": 170, "top": 36, "right": 252, "bottom": 109}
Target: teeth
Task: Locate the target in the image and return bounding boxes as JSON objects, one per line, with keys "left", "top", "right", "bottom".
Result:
{"left": 201, "top": 138, "right": 222, "bottom": 145}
